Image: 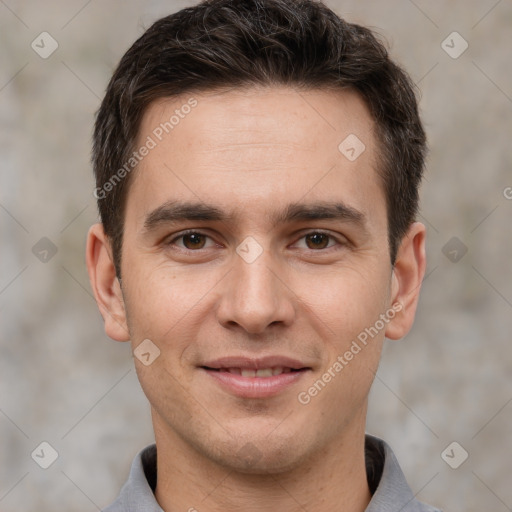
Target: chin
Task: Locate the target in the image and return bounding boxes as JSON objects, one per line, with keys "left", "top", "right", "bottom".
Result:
{"left": 207, "top": 429, "right": 312, "bottom": 475}
{"left": 220, "top": 445, "right": 307, "bottom": 475}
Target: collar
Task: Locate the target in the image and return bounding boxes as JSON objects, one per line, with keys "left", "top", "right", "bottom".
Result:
{"left": 102, "top": 434, "right": 441, "bottom": 511}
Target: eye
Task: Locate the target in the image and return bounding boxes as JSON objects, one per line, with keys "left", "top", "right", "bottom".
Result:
{"left": 167, "top": 230, "right": 216, "bottom": 250}
{"left": 166, "top": 230, "right": 346, "bottom": 253}
{"left": 294, "top": 231, "right": 343, "bottom": 251}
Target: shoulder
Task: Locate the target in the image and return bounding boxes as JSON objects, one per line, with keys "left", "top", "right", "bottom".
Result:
{"left": 102, "top": 444, "right": 162, "bottom": 512}
{"left": 365, "top": 434, "right": 443, "bottom": 512}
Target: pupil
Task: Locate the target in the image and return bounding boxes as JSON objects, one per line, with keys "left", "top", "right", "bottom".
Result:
{"left": 308, "top": 233, "right": 328, "bottom": 249}
{"left": 185, "top": 233, "right": 204, "bottom": 249}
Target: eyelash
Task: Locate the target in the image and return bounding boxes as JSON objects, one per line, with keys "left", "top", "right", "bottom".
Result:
{"left": 166, "top": 229, "right": 346, "bottom": 253}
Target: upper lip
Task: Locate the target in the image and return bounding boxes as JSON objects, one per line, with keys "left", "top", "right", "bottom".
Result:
{"left": 201, "top": 355, "right": 311, "bottom": 370}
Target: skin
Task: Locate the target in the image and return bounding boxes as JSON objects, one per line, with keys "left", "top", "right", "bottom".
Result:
{"left": 86, "top": 86, "right": 426, "bottom": 512}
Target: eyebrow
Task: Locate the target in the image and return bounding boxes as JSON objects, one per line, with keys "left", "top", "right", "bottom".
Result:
{"left": 142, "top": 199, "right": 367, "bottom": 233}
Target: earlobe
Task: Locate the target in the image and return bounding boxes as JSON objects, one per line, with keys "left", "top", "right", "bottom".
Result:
{"left": 85, "top": 223, "right": 130, "bottom": 342}
{"left": 385, "top": 222, "right": 427, "bottom": 341}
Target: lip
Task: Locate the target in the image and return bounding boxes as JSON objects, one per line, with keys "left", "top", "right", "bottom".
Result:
{"left": 201, "top": 355, "right": 309, "bottom": 370}
{"left": 201, "top": 367, "right": 310, "bottom": 398}
{"left": 199, "top": 355, "right": 312, "bottom": 399}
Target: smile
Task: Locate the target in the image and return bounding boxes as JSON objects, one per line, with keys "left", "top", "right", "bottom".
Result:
{"left": 204, "top": 366, "right": 302, "bottom": 377}
{"left": 200, "top": 366, "right": 310, "bottom": 398}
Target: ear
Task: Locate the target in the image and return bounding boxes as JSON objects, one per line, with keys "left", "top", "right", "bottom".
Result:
{"left": 385, "top": 222, "right": 427, "bottom": 340}
{"left": 86, "top": 223, "right": 130, "bottom": 342}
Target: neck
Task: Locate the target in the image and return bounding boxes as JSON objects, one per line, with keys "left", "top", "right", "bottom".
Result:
{"left": 153, "top": 411, "right": 372, "bottom": 512}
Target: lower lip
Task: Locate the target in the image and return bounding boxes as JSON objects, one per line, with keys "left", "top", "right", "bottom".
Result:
{"left": 201, "top": 368, "right": 309, "bottom": 398}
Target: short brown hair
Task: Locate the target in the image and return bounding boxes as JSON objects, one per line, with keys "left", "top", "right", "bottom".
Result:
{"left": 92, "top": 0, "right": 426, "bottom": 277}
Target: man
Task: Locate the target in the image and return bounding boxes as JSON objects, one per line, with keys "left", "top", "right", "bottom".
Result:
{"left": 86, "top": 0, "right": 439, "bottom": 510}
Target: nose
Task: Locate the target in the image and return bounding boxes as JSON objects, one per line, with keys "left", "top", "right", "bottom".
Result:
{"left": 215, "top": 244, "right": 296, "bottom": 334}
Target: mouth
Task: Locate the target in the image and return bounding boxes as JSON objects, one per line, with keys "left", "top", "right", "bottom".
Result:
{"left": 201, "top": 366, "right": 306, "bottom": 377}
{"left": 199, "top": 356, "right": 312, "bottom": 398}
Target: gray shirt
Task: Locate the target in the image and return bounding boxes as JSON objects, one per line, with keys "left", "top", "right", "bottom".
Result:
{"left": 103, "top": 434, "right": 441, "bottom": 511}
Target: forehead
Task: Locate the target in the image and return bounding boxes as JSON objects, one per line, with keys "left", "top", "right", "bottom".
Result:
{"left": 137, "top": 85, "right": 374, "bottom": 160}
{"left": 126, "top": 86, "right": 385, "bottom": 232}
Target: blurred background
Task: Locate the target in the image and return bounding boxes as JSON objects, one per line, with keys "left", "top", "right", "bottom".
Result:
{"left": 1, "top": 0, "right": 511, "bottom": 510}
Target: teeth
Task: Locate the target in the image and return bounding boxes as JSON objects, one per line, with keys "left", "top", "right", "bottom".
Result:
{"left": 256, "top": 368, "right": 273, "bottom": 377}
{"left": 214, "top": 367, "right": 297, "bottom": 377}
{"left": 239, "top": 367, "right": 290, "bottom": 377}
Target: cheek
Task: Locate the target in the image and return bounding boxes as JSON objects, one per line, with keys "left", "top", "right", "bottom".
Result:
{"left": 295, "top": 263, "right": 390, "bottom": 339}
{"left": 123, "top": 267, "right": 201, "bottom": 412}
{"left": 294, "top": 264, "right": 389, "bottom": 398}
{"left": 123, "top": 262, "right": 199, "bottom": 339}
{"left": 313, "top": 266, "right": 389, "bottom": 397}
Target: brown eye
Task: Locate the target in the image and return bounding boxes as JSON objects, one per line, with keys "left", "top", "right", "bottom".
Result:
{"left": 305, "top": 232, "right": 331, "bottom": 250}
{"left": 181, "top": 232, "right": 207, "bottom": 250}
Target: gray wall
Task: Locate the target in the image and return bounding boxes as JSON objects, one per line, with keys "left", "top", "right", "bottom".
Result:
{"left": 1, "top": 1, "right": 511, "bottom": 510}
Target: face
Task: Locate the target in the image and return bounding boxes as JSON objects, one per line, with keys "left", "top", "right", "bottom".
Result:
{"left": 87, "top": 85, "right": 426, "bottom": 474}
